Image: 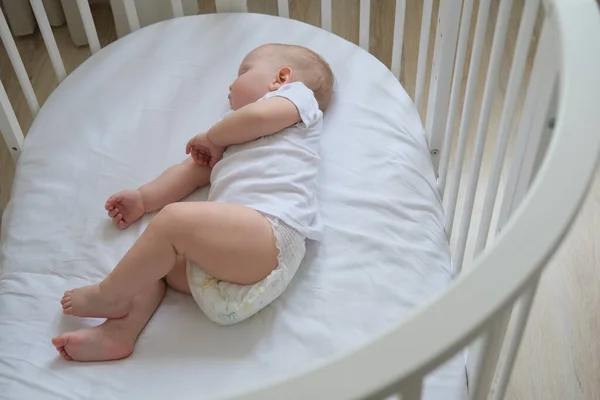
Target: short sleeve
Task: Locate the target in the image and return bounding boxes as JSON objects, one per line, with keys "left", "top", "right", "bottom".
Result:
{"left": 220, "top": 110, "right": 234, "bottom": 121}
{"left": 262, "top": 82, "right": 323, "bottom": 128}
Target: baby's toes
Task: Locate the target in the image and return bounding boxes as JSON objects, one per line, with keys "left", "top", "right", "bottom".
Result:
{"left": 60, "top": 350, "right": 72, "bottom": 361}
{"left": 63, "top": 302, "right": 73, "bottom": 314}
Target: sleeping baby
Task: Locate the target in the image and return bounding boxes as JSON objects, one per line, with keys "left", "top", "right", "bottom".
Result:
{"left": 51, "top": 43, "right": 334, "bottom": 361}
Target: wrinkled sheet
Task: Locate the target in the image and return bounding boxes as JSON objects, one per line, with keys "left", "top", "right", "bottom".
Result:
{"left": 0, "top": 13, "right": 466, "bottom": 400}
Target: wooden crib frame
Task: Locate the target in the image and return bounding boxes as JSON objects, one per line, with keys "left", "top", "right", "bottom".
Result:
{"left": 1, "top": 1, "right": 599, "bottom": 399}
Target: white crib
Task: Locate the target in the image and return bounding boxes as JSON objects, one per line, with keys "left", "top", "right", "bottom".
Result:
{"left": 0, "top": 1, "right": 599, "bottom": 399}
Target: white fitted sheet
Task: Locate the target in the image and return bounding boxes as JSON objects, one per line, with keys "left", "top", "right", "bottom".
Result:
{"left": 0, "top": 13, "right": 466, "bottom": 400}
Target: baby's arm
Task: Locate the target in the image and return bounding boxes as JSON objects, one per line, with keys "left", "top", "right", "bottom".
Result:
{"left": 187, "top": 97, "right": 301, "bottom": 167}
{"left": 207, "top": 96, "right": 301, "bottom": 147}
{"left": 106, "top": 158, "right": 210, "bottom": 229}
{"left": 138, "top": 157, "right": 211, "bottom": 212}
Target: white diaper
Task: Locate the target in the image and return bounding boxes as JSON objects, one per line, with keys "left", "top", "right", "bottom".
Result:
{"left": 186, "top": 216, "right": 306, "bottom": 325}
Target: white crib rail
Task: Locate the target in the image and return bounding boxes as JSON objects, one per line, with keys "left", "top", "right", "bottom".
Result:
{"left": 122, "top": 0, "right": 140, "bottom": 31}
{"left": 0, "top": 1, "right": 599, "bottom": 399}
{"left": 358, "top": 0, "right": 370, "bottom": 51}
{"left": 443, "top": 0, "right": 492, "bottom": 238}
{"left": 228, "top": 1, "right": 600, "bottom": 399}
{"left": 423, "top": 0, "right": 461, "bottom": 172}
{"left": 453, "top": 0, "right": 514, "bottom": 272}
{"left": 216, "top": 0, "right": 248, "bottom": 13}
{"left": 390, "top": 0, "right": 406, "bottom": 80}
{"left": 30, "top": 0, "right": 66, "bottom": 82}
{"left": 225, "top": 1, "right": 600, "bottom": 395}
{"left": 0, "top": 7, "right": 39, "bottom": 117}
{"left": 321, "top": 0, "right": 332, "bottom": 32}
{"left": 0, "top": 79, "right": 23, "bottom": 161}
{"left": 277, "top": 0, "right": 289, "bottom": 18}
{"left": 75, "top": 0, "right": 101, "bottom": 54}
{"left": 497, "top": 21, "right": 560, "bottom": 235}
{"left": 414, "top": 0, "right": 433, "bottom": 110}
{"left": 475, "top": 0, "right": 541, "bottom": 254}
{"left": 170, "top": 0, "right": 185, "bottom": 18}
{"left": 437, "top": 0, "right": 474, "bottom": 194}
{"left": 492, "top": 275, "right": 540, "bottom": 400}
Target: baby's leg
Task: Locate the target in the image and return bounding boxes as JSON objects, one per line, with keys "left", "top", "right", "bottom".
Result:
{"left": 62, "top": 202, "right": 277, "bottom": 317}
{"left": 52, "top": 280, "right": 165, "bottom": 361}
{"left": 165, "top": 256, "right": 191, "bottom": 294}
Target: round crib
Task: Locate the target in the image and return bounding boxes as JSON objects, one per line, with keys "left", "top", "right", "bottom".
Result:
{"left": 0, "top": 1, "right": 599, "bottom": 399}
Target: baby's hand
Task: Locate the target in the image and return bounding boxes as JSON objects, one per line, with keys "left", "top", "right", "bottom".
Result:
{"left": 186, "top": 132, "right": 225, "bottom": 168}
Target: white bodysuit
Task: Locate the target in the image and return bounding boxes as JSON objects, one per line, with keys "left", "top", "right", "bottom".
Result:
{"left": 187, "top": 82, "right": 323, "bottom": 325}
{"left": 208, "top": 82, "right": 323, "bottom": 240}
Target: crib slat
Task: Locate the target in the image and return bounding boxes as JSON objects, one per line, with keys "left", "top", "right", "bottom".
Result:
{"left": 400, "top": 377, "right": 423, "bottom": 400}
{"left": 444, "top": 0, "right": 492, "bottom": 239}
{"left": 453, "top": 0, "right": 514, "bottom": 271}
{"left": 497, "top": 20, "right": 559, "bottom": 233}
{"left": 321, "top": 0, "right": 332, "bottom": 31}
{"left": 414, "top": 0, "right": 433, "bottom": 109}
{"left": 0, "top": 79, "right": 24, "bottom": 161}
{"left": 423, "top": 0, "right": 462, "bottom": 173}
{"left": 0, "top": 7, "right": 39, "bottom": 116}
{"left": 437, "top": 0, "right": 474, "bottom": 195}
{"left": 359, "top": 0, "right": 370, "bottom": 51}
{"left": 390, "top": 0, "right": 406, "bottom": 79}
{"left": 470, "top": 307, "right": 512, "bottom": 400}
{"left": 492, "top": 277, "right": 540, "bottom": 400}
{"left": 122, "top": 0, "right": 140, "bottom": 31}
{"left": 277, "top": 0, "right": 289, "bottom": 18}
{"left": 75, "top": 0, "right": 101, "bottom": 54}
{"left": 29, "top": 0, "right": 66, "bottom": 82}
{"left": 216, "top": 0, "right": 248, "bottom": 13}
{"left": 474, "top": 0, "right": 540, "bottom": 254}
{"left": 170, "top": 0, "right": 185, "bottom": 18}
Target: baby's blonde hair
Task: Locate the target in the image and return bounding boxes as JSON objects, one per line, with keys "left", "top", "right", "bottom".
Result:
{"left": 248, "top": 44, "right": 334, "bottom": 111}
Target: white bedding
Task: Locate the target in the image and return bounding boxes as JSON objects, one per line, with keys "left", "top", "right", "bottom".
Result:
{"left": 0, "top": 13, "right": 465, "bottom": 400}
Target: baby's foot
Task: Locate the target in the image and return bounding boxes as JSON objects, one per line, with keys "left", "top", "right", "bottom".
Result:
{"left": 61, "top": 284, "right": 131, "bottom": 318}
{"left": 51, "top": 324, "right": 134, "bottom": 362}
{"left": 105, "top": 189, "right": 146, "bottom": 229}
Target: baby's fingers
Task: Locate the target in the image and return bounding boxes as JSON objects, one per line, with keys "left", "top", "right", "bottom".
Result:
{"left": 106, "top": 194, "right": 123, "bottom": 210}
{"left": 192, "top": 149, "right": 205, "bottom": 165}
{"left": 199, "top": 153, "right": 209, "bottom": 166}
{"left": 190, "top": 147, "right": 199, "bottom": 162}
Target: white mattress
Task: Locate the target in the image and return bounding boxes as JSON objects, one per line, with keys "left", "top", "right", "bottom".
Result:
{"left": 0, "top": 13, "right": 465, "bottom": 400}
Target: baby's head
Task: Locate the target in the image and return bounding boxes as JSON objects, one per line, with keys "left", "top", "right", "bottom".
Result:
{"left": 228, "top": 44, "right": 334, "bottom": 112}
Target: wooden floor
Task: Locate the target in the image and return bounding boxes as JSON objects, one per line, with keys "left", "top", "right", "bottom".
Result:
{"left": 0, "top": 1, "right": 599, "bottom": 399}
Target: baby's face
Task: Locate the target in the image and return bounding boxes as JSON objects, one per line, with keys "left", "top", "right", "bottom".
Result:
{"left": 228, "top": 53, "right": 277, "bottom": 110}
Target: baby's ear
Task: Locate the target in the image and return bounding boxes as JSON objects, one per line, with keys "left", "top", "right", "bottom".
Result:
{"left": 270, "top": 66, "right": 292, "bottom": 91}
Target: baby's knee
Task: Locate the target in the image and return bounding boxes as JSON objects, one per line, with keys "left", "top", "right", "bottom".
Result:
{"left": 151, "top": 203, "right": 187, "bottom": 232}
